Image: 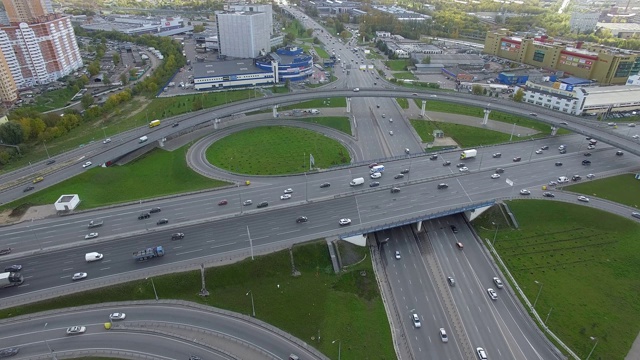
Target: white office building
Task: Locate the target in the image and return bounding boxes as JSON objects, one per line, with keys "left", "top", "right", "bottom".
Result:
{"left": 216, "top": 11, "right": 270, "bottom": 58}
{"left": 228, "top": 4, "right": 273, "bottom": 35}
{"left": 569, "top": 12, "right": 599, "bottom": 33}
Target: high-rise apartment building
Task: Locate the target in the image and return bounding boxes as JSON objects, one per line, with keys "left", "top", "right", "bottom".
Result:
{"left": 228, "top": 4, "right": 273, "bottom": 35}
{"left": 2, "top": 0, "right": 53, "bottom": 24}
{"left": 216, "top": 11, "right": 270, "bottom": 58}
{"left": 0, "top": 14, "right": 82, "bottom": 103}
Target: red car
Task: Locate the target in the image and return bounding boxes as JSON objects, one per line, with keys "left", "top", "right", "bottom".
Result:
{"left": 218, "top": 200, "right": 228, "bottom": 206}
{"left": 368, "top": 162, "right": 378, "bottom": 168}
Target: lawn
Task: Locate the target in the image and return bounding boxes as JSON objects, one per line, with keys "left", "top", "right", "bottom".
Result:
{"left": 314, "top": 46, "right": 330, "bottom": 59}
{"left": 292, "top": 116, "right": 352, "bottom": 135}
{"left": 392, "top": 72, "right": 416, "bottom": 80}
{"left": 564, "top": 174, "right": 640, "bottom": 209}
{"left": 410, "top": 119, "right": 512, "bottom": 147}
{"left": 385, "top": 60, "right": 410, "bottom": 71}
{"left": 278, "top": 97, "right": 347, "bottom": 111}
{"left": 0, "top": 241, "right": 395, "bottom": 360}
{"left": 26, "top": 87, "right": 78, "bottom": 112}
{"left": 414, "top": 99, "right": 570, "bottom": 136}
{"left": 0, "top": 145, "right": 228, "bottom": 212}
{"left": 396, "top": 98, "right": 409, "bottom": 109}
{"left": 206, "top": 126, "right": 351, "bottom": 175}
{"left": 473, "top": 201, "right": 640, "bottom": 360}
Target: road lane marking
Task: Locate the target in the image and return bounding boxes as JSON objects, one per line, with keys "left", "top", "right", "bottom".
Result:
{"left": 62, "top": 268, "right": 73, "bottom": 271}
{"left": 100, "top": 267, "right": 111, "bottom": 271}
{"left": 176, "top": 249, "right": 204, "bottom": 256}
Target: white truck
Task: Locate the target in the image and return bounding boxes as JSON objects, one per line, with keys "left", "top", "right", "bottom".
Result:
{"left": 350, "top": 177, "right": 365, "bottom": 186}
{"left": 0, "top": 272, "right": 23, "bottom": 288}
{"left": 310, "top": 109, "right": 320, "bottom": 114}
{"left": 88, "top": 220, "right": 103, "bottom": 228}
{"left": 460, "top": 149, "right": 478, "bottom": 160}
{"left": 85, "top": 252, "right": 104, "bottom": 262}
{"left": 370, "top": 165, "right": 385, "bottom": 174}
{"left": 139, "top": 136, "right": 148, "bottom": 143}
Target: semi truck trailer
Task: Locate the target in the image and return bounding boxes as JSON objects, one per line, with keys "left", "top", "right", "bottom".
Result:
{"left": 133, "top": 246, "right": 165, "bottom": 261}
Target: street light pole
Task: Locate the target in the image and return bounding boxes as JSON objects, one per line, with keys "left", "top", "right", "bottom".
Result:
{"left": 43, "top": 323, "right": 57, "bottom": 360}
{"left": 586, "top": 337, "right": 598, "bottom": 360}
{"left": 247, "top": 226, "right": 254, "bottom": 260}
{"left": 332, "top": 339, "right": 341, "bottom": 360}
{"left": 246, "top": 290, "right": 255, "bottom": 317}
{"left": 533, "top": 281, "right": 543, "bottom": 308}
{"left": 545, "top": 307, "right": 553, "bottom": 324}
{"left": 43, "top": 141, "right": 51, "bottom": 159}
{"left": 146, "top": 277, "right": 158, "bottom": 301}
{"left": 101, "top": 127, "right": 107, "bottom": 141}
{"left": 492, "top": 222, "right": 499, "bottom": 246}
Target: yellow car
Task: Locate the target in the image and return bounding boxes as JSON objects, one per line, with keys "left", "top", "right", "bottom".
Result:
{"left": 33, "top": 176, "right": 44, "bottom": 183}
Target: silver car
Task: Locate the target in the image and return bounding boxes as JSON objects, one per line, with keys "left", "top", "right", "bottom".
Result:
{"left": 243, "top": 200, "right": 253, "bottom": 206}
{"left": 109, "top": 312, "right": 126, "bottom": 321}
{"left": 72, "top": 272, "right": 88, "bottom": 281}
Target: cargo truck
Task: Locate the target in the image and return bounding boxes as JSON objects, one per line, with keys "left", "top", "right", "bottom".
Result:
{"left": 460, "top": 149, "right": 478, "bottom": 160}
{"left": 88, "top": 220, "right": 103, "bottom": 228}
{"left": 149, "top": 119, "right": 161, "bottom": 128}
{"left": 370, "top": 165, "right": 385, "bottom": 174}
{"left": 133, "top": 246, "right": 165, "bottom": 261}
{"left": 139, "top": 136, "right": 148, "bottom": 143}
{"left": 0, "top": 272, "right": 24, "bottom": 287}
{"left": 350, "top": 177, "right": 365, "bottom": 186}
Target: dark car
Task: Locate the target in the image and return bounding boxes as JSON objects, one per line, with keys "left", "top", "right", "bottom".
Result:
{"left": 218, "top": 200, "right": 228, "bottom": 206}
{"left": 320, "top": 182, "right": 331, "bottom": 188}
{"left": 23, "top": 186, "right": 35, "bottom": 192}
{"left": 555, "top": 162, "right": 563, "bottom": 166}
{"left": 456, "top": 163, "right": 466, "bottom": 168}
{"left": 368, "top": 163, "right": 378, "bottom": 168}
{"left": 257, "top": 201, "right": 269, "bottom": 208}
{"left": 156, "top": 218, "right": 169, "bottom": 225}
{"left": 583, "top": 152, "right": 591, "bottom": 157}
{"left": 572, "top": 175, "right": 582, "bottom": 181}
{"left": 138, "top": 213, "right": 150, "bottom": 220}
{"left": 390, "top": 187, "right": 401, "bottom": 193}
{"left": 171, "top": 233, "right": 185, "bottom": 240}
{"left": 442, "top": 160, "right": 451, "bottom": 166}
{"left": 582, "top": 160, "right": 591, "bottom": 165}
{"left": 616, "top": 150, "right": 624, "bottom": 156}
{"left": 150, "top": 207, "right": 162, "bottom": 213}
{"left": 400, "top": 169, "right": 410, "bottom": 174}
{"left": 513, "top": 157, "right": 522, "bottom": 162}
{"left": 559, "top": 149, "right": 567, "bottom": 154}
{"left": 495, "top": 168, "right": 504, "bottom": 174}
{"left": 4, "top": 265, "right": 22, "bottom": 272}
{"left": 540, "top": 145, "right": 549, "bottom": 150}
{"left": 430, "top": 154, "right": 438, "bottom": 160}
{"left": 450, "top": 225, "right": 458, "bottom": 233}
{"left": 437, "top": 183, "right": 449, "bottom": 189}
{"left": 543, "top": 192, "right": 555, "bottom": 198}
{"left": 492, "top": 153, "right": 502, "bottom": 158}
{"left": 46, "top": 159, "right": 56, "bottom": 165}
{"left": 296, "top": 216, "right": 308, "bottom": 223}
{"left": 172, "top": 122, "right": 180, "bottom": 127}
{"left": 369, "top": 182, "right": 380, "bottom": 187}
{"left": 0, "top": 347, "right": 19, "bottom": 358}
{"left": 394, "top": 174, "right": 404, "bottom": 179}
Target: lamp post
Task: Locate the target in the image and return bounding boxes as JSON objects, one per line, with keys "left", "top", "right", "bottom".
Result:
{"left": 146, "top": 277, "right": 158, "bottom": 301}
{"left": 43, "top": 141, "right": 51, "bottom": 159}
{"left": 332, "top": 339, "right": 341, "bottom": 360}
{"left": 101, "top": 127, "right": 108, "bottom": 141}
{"left": 585, "top": 337, "right": 598, "bottom": 360}
{"left": 492, "top": 222, "right": 499, "bottom": 246}
{"left": 509, "top": 122, "right": 516, "bottom": 142}
{"left": 533, "top": 280, "right": 543, "bottom": 308}
{"left": 43, "top": 323, "right": 57, "bottom": 359}
{"left": 246, "top": 290, "right": 255, "bottom": 317}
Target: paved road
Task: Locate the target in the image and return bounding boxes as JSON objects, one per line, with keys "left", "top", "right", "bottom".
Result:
{"left": 0, "top": 302, "right": 326, "bottom": 360}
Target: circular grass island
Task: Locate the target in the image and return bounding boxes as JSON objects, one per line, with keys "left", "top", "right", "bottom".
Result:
{"left": 205, "top": 126, "right": 352, "bottom": 175}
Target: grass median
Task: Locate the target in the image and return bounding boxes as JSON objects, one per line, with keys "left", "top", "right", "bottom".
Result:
{"left": 410, "top": 119, "right": 513, "bottom": 147}
{"left": 206, "top": 126, "right": 351, "bottom": 175}
{"left": 292, "top": 116, "right": 352, "bottom": 135}
{"left": 0, "top": 240, "right": 394, "bottom": 360}
{"left": 0, "top": 144, "right": 229, "bottom": 213}
{"left": 564, "top": 173, "right": 640, "bottom": 209}
{"left": 473, "top": 200, "right": 640, "bottom": 360}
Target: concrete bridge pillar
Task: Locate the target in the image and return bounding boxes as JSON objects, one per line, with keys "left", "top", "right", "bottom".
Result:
{"left": 482, "top": 107, "right": 491, "bottom": 126}
{"left": 420, "top": 100, "right": 426, "bottom": 117}
{"left": 550, "top": 126, "right": 558, "bottom": 136}
{"left": 415, "top": 220, "right": 423, "bottom": 232}
{"left": 272, "top": 105, "right": 278, "bottom": 118}
{"left": 346, "top": 97, "right": 351, "bottom": 113}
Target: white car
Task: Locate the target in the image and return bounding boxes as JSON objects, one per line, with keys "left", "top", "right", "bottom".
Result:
{"left": 283, "top": 188, "right": 293, "bottom": 194}
{"left": 487, "top": 288, "right": 498, "bottom": 300}
{"left": 338, "top": 218, "right": 351, "bottom": 226}
{"left": 490, "top": 173, "right": 500, "bottom": 179}
{"left": 493, "top": 277, "right": 504, "bottom": 289}
{"left": 578, "top": 196, "right": 590, "bottom": 202}
{"left": 72, "top": 272, "right": 88, "bottom": 281}
{"left": 109, "top": 312, "right": 126, "bottom": 320}
{"left": 280, "top": 194, "right": 292, "bottom": 200}
{"left": 370, "top": 172, "right": 382, "bottom": 179}
{"left": 586, "top": 173, "right": 596, "bottom": 179}
{"left": 82, "top": 161, "right": 92, "bottom": 168}
{"left": 587, "top": 144, "right": 596, "bottom": 150}
{"left": 535, "top": 149, "right": 543, "bottom": 154}
{"left": 430, "top": 94, "right": 438, "bottom": 98}
{"left": 519, "top": 189, "right": 531, "bottom": 195}
{"left": 84, "top": 232, "right": 99, "bottom": 239}
{"left": 389, "top": 131, "right": 393, "bottom": 136}
{"left": 411, "top": 313, "right": 421, "bottom": 328}
{"left": 439, "top": 328, "right": 448, "bottom": 342}
{"left": 103, "top": 138, "right": 111, "bottom": 144}
{"left": 243, "top": 200, "right": 252, "bottom": 206}
{"left": 389, "top": 118, "right": 393, "bottom": 122}
{"left": 632, "top": 134, "right": 639, "bottom": 139}
{"left": 459, "top": 167, "right": 469, "bottom": 172}
{"left": 395, "top": 251, "right": 401, "bottom": 259}
{"left": 66, "top": 326, "right": 86, "bottom": 335}
{"left": 477, "top": 347, "right": 488, "bottom": 360}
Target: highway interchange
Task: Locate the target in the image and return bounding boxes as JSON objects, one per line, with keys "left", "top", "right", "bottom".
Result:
{"left": 1, "top": 8, "right": 640, "bottom": 360}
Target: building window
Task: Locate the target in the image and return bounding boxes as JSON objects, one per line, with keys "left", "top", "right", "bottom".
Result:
{"left": 533, "top": 50, "right": 545, "bottom": 63}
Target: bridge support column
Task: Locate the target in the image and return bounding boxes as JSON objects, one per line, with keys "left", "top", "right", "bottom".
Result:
{"left": 272, "top": 105, "right": 279, "bottom": 118}
{"left": 482, "top": 107, "right": 491, "bottom": 126}
{"left": 420, "top": 100, "right": 426, "bottom": 117}
{"left": 550, "top": 126, "right": 558, "bottom": 136}
{"left": 346, "top": 97, "right": 351, "bottom": 113}
{"left": 415, "top": 220, "right": 423, "bottom": 232}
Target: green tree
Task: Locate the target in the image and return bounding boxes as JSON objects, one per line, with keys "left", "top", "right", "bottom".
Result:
{"left": 513, "top": 88, "right": 525, "bottom": 102}
{"left": 471, "top": 84, "right": 484, "bottom": 95}
{"left": 0, "top": 121, "right": 24, "bottom": 145}
{"left": 81, "top": 93, "right": 94, "bottom": 109}
{"left": 112, "top": 53, "right": 121, "bottom": 66}
{"left": 421, "top": 56, "right": 431, "bottom": 64}
{"left": 88, "top": 60, "right": 101, "bottom": 77}
{"left": 120, "top": 72, "right": 129, "bottom": 85}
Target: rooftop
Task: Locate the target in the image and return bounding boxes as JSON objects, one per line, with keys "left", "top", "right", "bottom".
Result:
{"left": 193, "top": 60, "right": 268, "bottom": 78}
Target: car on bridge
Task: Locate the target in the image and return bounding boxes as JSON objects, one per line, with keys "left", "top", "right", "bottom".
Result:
{"left": 519, "top": 189, "right": 530, "bottom": 195}
{"left": 584, "top": 152, "right": 592, "bottom": 156}
{"left": 4, "top": 264, "right": 22, "bottom": 272}
{"left": 339, "top": 218, "right": 351, "bottom": 226}
{"left": 543, "top": 192, "right": 555, "bottom": 198}
{"left": 23, "top": 186, "right": 34, "bottom": 192}
{"left": 82, "top": 161, "right": 92, "bottom": 168}
{"left": 450, "top": 225, "right": 458, "bottom": 233}
{"left": 369, "top": 182, "right": 380, "bottom": 187}
{"left": 109, "top": 313, "right": 126, "bottom": 320}
{"left": 66, "top": 326, "right": 86, "bottom": 335}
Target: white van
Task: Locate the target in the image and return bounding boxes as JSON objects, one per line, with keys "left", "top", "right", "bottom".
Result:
{"left": 139, "top": 136, "right": 148, "bottom": 143}
{"left": 85, "top": 252, "right": 103, "bottom": 262}
{"left": 558, "top": 176, "right": 569, "bottom": 183}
